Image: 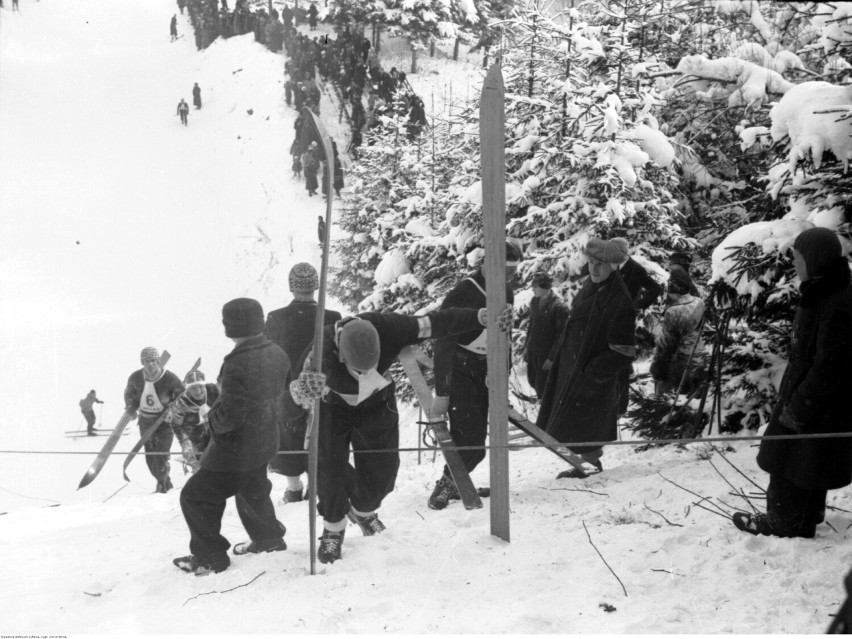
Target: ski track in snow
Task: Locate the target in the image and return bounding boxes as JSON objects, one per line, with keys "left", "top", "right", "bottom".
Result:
{"left": 1, "top": 0, "right": 852, "bottom": 634}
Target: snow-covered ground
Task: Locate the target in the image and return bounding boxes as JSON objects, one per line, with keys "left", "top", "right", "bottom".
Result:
{"left": 1, "top": 0, "right": 851, "bottom": 634}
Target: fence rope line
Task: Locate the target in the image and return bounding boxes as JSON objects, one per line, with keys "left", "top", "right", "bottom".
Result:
{"left": 4, "top": 430, "right": 852, "bottom": 456}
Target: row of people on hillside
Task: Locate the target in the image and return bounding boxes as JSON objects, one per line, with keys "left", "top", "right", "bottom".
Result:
{"left": 115, "top": 228, "right": 851, "bottom": 574}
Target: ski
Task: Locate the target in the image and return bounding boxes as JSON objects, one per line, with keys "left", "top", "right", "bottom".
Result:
{"left": 77, "top": 351, "right": 171, "bottom": 490}
{"left": 65, "top": 432, "right": 128, "bottom": 439}
{"left": 507, "top": 406, "right": 588, "bottom": 474}
{"left": 122, "top": 357, "right": 201, "bottom": 481}
{"left": 399, "top": 347, "right": 482, "bottom": 510}
{"left": 480, "top": 62, "right": 510, "bottom": 541}
{"left": 304, "top": 107, "right": 335, "bottom": 575}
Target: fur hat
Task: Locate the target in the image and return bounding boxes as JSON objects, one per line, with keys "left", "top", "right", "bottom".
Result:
{"left": 668, "top": 268, "right": 694, "bottom": 295}
{"left": 337, "top": 319, "right": 380, "bottom": 371}
{"left": 289, "top": 262, "right": 319, "bottom": 292}
{"left": 140, "top": 347, "right": 160, "bottom": 363}
{"left": 793, "top": 227, "right": 842, "bottom": 278}
{"left": 584, "top": 237, "right": 629, "bottom": 264}
{"left": 221, "top": 298, "right": 265, "bottom": 338}
{"left": 669, "top": 251, "right": 692, "bottom": 269}
{"left": 532, "top": 271, "right": 553, "bottom": 289}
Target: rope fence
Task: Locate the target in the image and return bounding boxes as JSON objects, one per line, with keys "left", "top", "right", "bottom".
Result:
{"left": 4, "top": 430, "right": 852, "bottom": 457}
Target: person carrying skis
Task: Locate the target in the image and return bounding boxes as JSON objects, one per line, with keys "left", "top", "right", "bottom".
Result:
{"left": 176, "top": 98, "right": 189, "bottom": 125}
{"left": 535, "top": 238, "right": 636, "bottom": 478}
{"left": 264, "top": 263, "right": 341, "bottom": 503}
{"left": 525, "top": 272, "right": 569, "bottom": 399}
{"left": 166, "top": 369, "right": 219, "bottom": 473}
{"left": 290, "top": 304, "right": 513, "bottom": 564}
{"left": 174, "top": 298, "right": 289, "bottom": 576}
{"left": 426, "top": 241, "right": 521, "bottom": 510}
{"left": 79, "top": 390, "right": 104, "bottom": 436}
{"left": 124, "top": 347, "right": 185, "bottom": 493}
{"left": 170, "top": 14, "right": 178, "bottom": 41}
{"left": 192, "top": 82, "right": 202, "bottom": 109}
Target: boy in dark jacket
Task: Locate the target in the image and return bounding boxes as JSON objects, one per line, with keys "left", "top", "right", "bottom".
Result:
{"left": 733, "top": 228, "right": 852, "bottom": 539}
{"left": 525, "top": 272, "right": 569, "bottom": 398}
{"left": 174, "top": 298, "right": 290, "bottom": 576}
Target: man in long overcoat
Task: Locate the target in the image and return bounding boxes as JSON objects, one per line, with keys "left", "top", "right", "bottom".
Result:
{"left": 734, "top": 227, "right": 852, "bottom": 538}
{"left": 537, "top": 238, "right": 636, "bottom": 477}
{"left": 525, "top": 271, "right": 569, "bottom": 398}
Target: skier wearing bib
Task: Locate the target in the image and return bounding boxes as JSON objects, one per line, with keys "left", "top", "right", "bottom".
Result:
{"left": 124, "top": 347, "right": 185, "bottom": 492}
{"left": 425, "top": 241, "right": 521, "bottom": 510}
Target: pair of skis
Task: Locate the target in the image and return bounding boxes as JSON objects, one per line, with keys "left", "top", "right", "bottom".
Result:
{"left": 76, "top": 353, "right": 201, "bottom": 490}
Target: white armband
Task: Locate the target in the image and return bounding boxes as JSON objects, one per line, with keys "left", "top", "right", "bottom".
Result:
{"left": 417, "top": 316, "right": 432, "bottom": 339}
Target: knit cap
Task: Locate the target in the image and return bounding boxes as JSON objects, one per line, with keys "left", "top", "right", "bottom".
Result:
{"left": 222, "top": 298, "right": 265, "bottom": 338}
{"left": 584, "top": 237, "right": 629, "bottom": 264}
{"left": 337, "top": 319, "right": 380, "bottom": 371}
{"left": 289, "top": 262, "right": 319, "bottom": 292}
{"left": 140, "top": 347, "right": 160, "bottom": 363}
{"left": 793, "top": 227, "right": 842, "bottom": 278}
{"left": 184, "top": 370, "right": 205, "bottom": 384}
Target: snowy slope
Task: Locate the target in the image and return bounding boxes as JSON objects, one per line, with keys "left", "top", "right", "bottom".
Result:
{"left": 1, "top": 0, "right": 851, "bottom": 634}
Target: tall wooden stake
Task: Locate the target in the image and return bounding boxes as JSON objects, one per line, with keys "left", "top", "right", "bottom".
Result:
{"left": 480, "top": 63, "right": 510, "bottom": 542}
{"left": 304, "top": 107, "right": 335, "bottom": 575}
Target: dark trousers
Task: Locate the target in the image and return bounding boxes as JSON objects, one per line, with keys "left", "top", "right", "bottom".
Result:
{"left": 138, "top": 416, "right": 173, "bottom": 484}
{"left": 269, "top": 414, "right": 309, "bottom": 477}
{"left": 446, "top": 351, "right": 489, "bottom": 475}
{"left": 83, "top": 409, "right": 96, "bottom": 431}
{"left": 180, "top": 464, "right": 283, "bottom": 560}
{"left": 317, "top": 397, "right": 400, "bottom": 523}
{"left": 766, "top": 472, "right": 826, "bottom": 537}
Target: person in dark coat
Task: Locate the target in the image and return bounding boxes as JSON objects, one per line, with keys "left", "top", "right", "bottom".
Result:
{"left": 331, "top": 140, "right": 344, "bottom": 196}
{"left": 733, "top": 228, "right": 852, "bottom": 539}
{"left": 289, "top": 305, "right": 511, "bottom": 564}
{"left": 170, "top": 14, "right": 178, "bottom": 41}
{"left": 426, "top": 242, "right": 521, "bottom": 510}
{"left": 264, "top": 264, "right": 341, "bottom": 503}
{"left": 124, "top": 348, "right": 185, "bottom": 492}
{"left": 192, "top": 82, "right": 202, "bottom": 109}
{"left": 174, "top": 298, "right": 290, "bottom": 576}
{"left": 668, "top": 251, "right": 700, "bottom": 296}
{"left": 525, "top": 271, "right": 569, "bottom": 398}
{"left": 302, "top": 141, "right": 319, "bottom": 196}
{"left": 307, "top": 2, "right": 318, "bottom": 30}
{"left": 79, "top": 389, "right": 104, "bottom": 436}
{"left": 317, "top": 215, "right": 326, "bottom": 246}
{"left": 537, "top": 238, "right": 636, "bottom": 477}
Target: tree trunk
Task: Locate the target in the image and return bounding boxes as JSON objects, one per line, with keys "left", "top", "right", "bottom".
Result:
{"left": 375, "top": 24, "right": 381, "bottom": 54}
{"left": 411, "top": 42, "right": 418, "bottom": 74}
{"left": 453, "top": 35, "right": 460, "bottom": 61}
{"left": 430, "top": 39, "right": 435, "bottom": 57}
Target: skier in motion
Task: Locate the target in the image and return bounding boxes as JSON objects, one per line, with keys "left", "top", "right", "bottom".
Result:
{"left": 79, "top": 390, "right": 104, "bottom": 436}
{"left": 177, "top": 98, "right": 189, "bottom": 125}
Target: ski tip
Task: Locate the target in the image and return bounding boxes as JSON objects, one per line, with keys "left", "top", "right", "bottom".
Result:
{"left": 483, "top": 63, "right": 504, "bottom": 89}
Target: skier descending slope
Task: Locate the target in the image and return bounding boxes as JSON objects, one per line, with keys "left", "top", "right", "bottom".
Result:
{"left": 290, "top": 305, "right": 513, "bottom": 565}
{"left": 124, "top": 347, "right": 184, "bottom": 493}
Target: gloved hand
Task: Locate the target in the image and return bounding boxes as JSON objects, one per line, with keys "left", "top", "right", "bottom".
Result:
{"left": 290, "top": 371, "right": 328, "bottom": 409}
{"left": 430, "top": 395, "right": 450, "bottom": 418}
{"left": 778, "top": 404, "right": 804, "bottom": 433}
{"left": 126, "top": 408, "right": 138, "bottom": 421}
{"left": 477, "top": 304, "right": 514, "bottom": 332}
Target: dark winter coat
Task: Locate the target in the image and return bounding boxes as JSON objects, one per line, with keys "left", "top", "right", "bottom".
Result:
{"left": 202, "top": 335, "right": 290, "bottom": 472}
{"left": 757, "top": 260, "right": 852, "bottom": 490}
{"left": 192, "top": 84, "right": 202, "bottom": 108}
{"left": 537, "top": 272, "right": 636, "bottom": 452}
{"left": 265, "top": 301, "right": 341, "bottom": 374}
{"left": 318, "top": 309, "right": 486, "bottom": 410}
{"left": 124, "top": 369, "right": 184, "bottom": 416}
{"left": 619, "top": 257, "right": 663, "bottom": 310}
{"left": 525, "top": 291, "right": 570, "bottom": 397}
{"left": 433, "top": 271, "right": 514, "bottom": 397}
